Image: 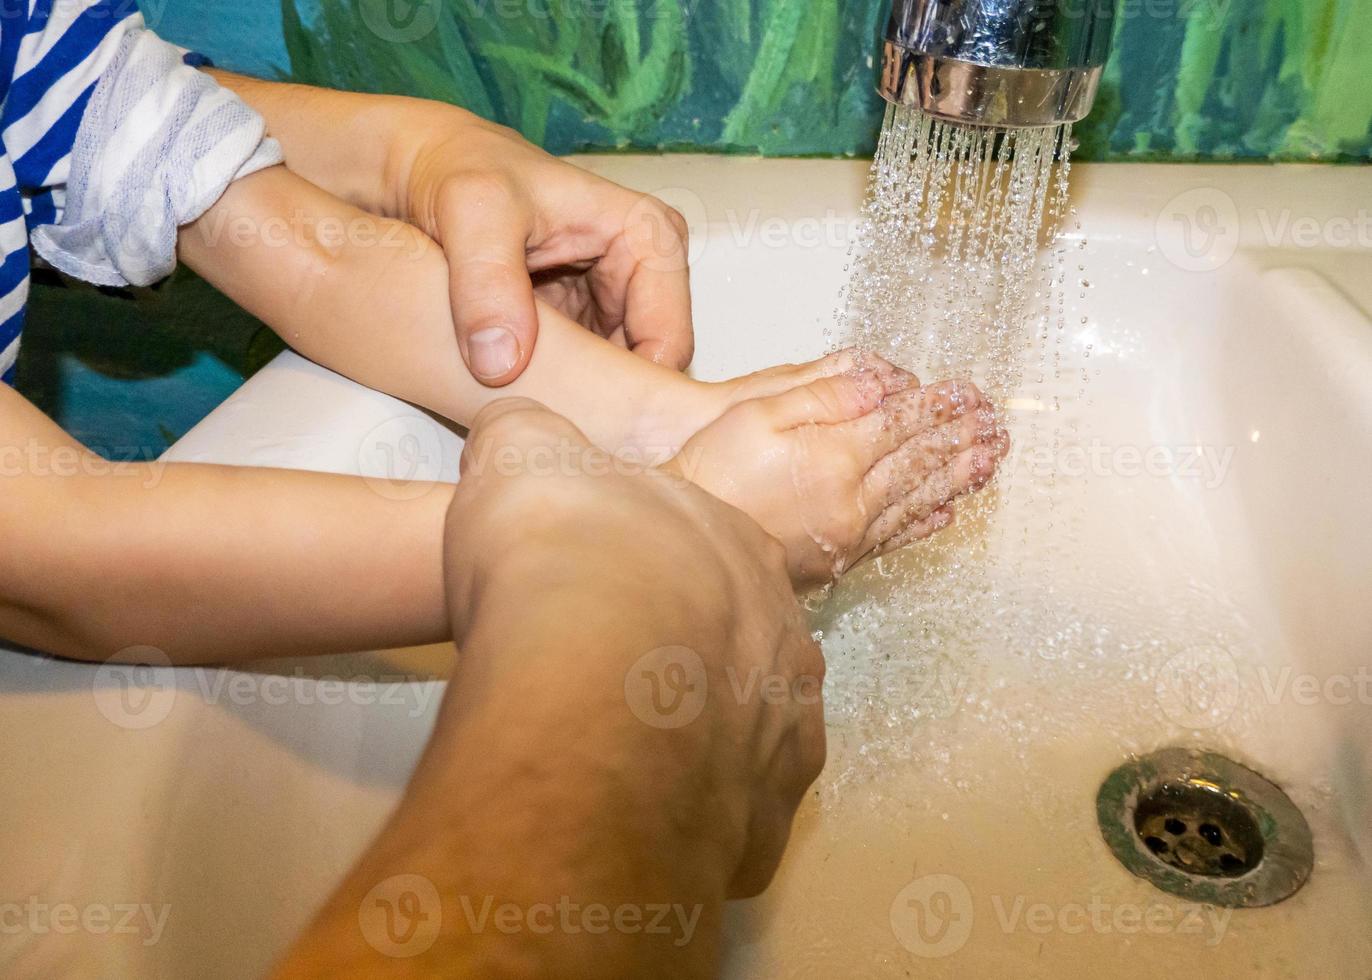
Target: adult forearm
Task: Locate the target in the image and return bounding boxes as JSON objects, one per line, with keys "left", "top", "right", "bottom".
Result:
{"left": 207, "top": 70, "right": 431, "bottom": 218}
{"left": 275, "top": 549, "right": 729, "bottom": 978}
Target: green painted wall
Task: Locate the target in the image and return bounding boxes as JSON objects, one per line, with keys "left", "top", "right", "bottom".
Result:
{"left": 273, "top": 0, "right": 1372, "bottom": 160}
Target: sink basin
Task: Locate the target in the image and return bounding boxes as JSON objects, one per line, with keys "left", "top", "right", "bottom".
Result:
{"left": 0, "top": 157, "right": 1368, "bottom": 977}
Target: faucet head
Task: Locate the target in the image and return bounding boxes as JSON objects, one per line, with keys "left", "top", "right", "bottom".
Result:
{"left": 878, "top": 0, "right": 1117, "bottom": 128}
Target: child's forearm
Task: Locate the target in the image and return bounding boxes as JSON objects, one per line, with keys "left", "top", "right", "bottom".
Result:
{"left": 0, "top": 387, "right": 452, "bottom": 664}
{"left": 178, "top": 165, "right": 716, "bottom": 457}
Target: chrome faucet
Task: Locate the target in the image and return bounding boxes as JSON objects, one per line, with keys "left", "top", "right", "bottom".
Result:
{"left": 878, "top": 0, "right": 1117, "bottom": 128}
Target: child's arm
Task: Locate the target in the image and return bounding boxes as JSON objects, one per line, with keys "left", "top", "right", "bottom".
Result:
{"left": 0, "top": 383, "right": 453, "bottom": 664}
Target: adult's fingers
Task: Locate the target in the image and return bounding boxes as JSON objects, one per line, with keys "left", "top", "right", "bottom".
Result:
{"left": 458, "top": 397, "right": 592, "bottom": 479}
{"left": 590, "top": 189, "right": 695, "bottom": 372}
{"left": 728, "top": 632, "right": 827, "bottom": 900}
{"left": 438, "top": 177, "right": 539, "bottom": 386}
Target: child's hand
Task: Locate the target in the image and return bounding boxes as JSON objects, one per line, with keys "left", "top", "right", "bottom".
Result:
{"left": 666, "top": 354, "right": 1009, "bottom": 586}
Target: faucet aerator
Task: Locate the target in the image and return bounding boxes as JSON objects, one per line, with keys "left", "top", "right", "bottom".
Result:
{"left": 878, "top": 0, "right": 1118, "bottom": 128}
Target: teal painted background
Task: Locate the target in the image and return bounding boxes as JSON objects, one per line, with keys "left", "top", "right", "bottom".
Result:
{"left": 148, "top": 0, "right": 1372, "bottom": 161}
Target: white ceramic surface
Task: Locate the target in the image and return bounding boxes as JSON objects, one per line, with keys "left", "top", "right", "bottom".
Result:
{"left": 1, "top": 157, "right": 1369, "bottom": 978}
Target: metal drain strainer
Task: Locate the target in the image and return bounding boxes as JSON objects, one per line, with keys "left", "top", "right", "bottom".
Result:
{"left": 1096, "top": 748, "right": 1313, "bottom": 907}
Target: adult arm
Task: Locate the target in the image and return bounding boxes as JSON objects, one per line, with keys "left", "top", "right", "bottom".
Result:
{"left": 274, "top": 400, "right": 826, "bottom": 977}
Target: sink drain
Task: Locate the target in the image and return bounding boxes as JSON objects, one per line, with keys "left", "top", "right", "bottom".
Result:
{"left": 1135, "top": 779, "right": 1264, "bottom": 877}
{"left": 1096, "top": 748, "right": 1313, "bottom": 907}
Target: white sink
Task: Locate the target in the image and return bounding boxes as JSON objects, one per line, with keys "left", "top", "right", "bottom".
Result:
{"left": 0, "top": 157, "right": 1368, "bottom": 978}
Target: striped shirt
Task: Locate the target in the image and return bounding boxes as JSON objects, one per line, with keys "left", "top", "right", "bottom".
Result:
{"left": 0, "top": 0, "right": 279, "bottom": 386}
{"left": 0, "top": 0, "right": 142, "bottom": 384}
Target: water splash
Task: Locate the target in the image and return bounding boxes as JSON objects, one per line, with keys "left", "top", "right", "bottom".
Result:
{"left": 819, "top": 106, "right": 1259, "bottom": 791}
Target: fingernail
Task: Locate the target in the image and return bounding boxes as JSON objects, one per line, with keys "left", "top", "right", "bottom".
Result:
{"left": 976, "top": 407, "right": 998, "bottom": 438}
{"left": 469, "top": 327, "right": 520, "bottom": 380}
{"left": 971, "top": 451, "right": 995, "bottom": 488}
{"left": 853, "top": 368, "right": 884, "bottom": 399}
{"left": 883, "top": 365, "right": 917, "bottom": 393}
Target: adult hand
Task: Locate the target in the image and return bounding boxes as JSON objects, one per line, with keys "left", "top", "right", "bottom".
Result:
{"left": 203, "top": 77, "right": 694, "bottom": 386}
{"left": 443, "top": 398, "right": 824, "bottom": 898}
{"left": 276, "top": 399, "right": 825, "bottom": 977}
{"left": 401, "top": 109, "right": 694, "bottom": 385}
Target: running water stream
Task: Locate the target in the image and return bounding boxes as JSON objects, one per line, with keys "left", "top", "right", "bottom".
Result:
{"left": 818, "top": 105, "right": 1258, "bottom": 789}
{"left": 839, "top": 102, "right": 1074, "bottom": 401}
